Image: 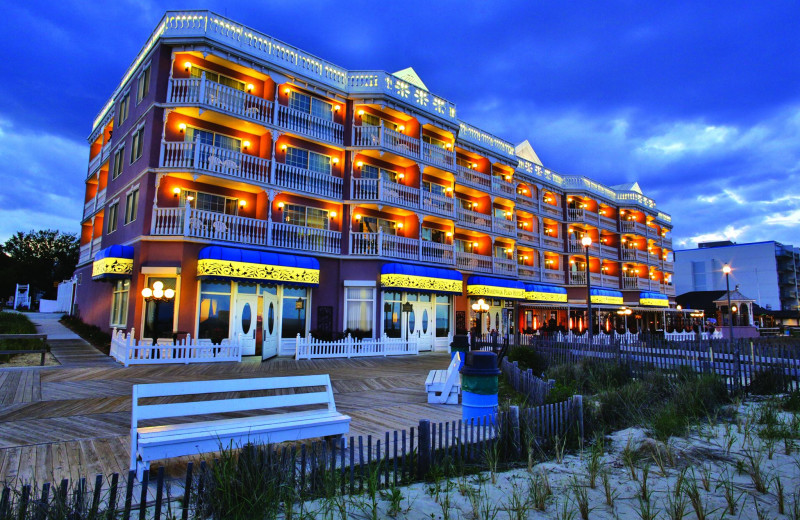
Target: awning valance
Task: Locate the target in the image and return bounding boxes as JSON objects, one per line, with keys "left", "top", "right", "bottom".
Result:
{"left": 590, "top": 288, "right": 624, "bottom": 305}
{"left": 525, "top": 283, "right": 568, "bottom": 303}
{"left": 197, "top": 246, "right": 319, "bottom": 286}
{"left": 380, "top": 263, "right": 463, "bottom": 294}
{"left": 92, "top": 245, "right": 134, "bottom": 280}
{"left": 640, "top": 291, "right": 669, "bottom": 307}
{"left": 467, "top": 275, "right": 525, "bottom": 300}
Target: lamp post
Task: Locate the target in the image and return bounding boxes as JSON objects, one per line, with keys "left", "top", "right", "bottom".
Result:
{"left": 582, "top": 236, "right": 593, "bottom": 344}
{"left": 617, "top": 307, "right": 632, "bottom": 333}
{"left": 141, "top": 281, "right": 175, "bottom": 343}
{"left": 723, "top": 264, "right": 733, "bottom": 345}
{"left": 471, "top": 298, "right": 490, "bottom": 344}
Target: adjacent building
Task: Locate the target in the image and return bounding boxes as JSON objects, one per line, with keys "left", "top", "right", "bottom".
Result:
{"left": 75, "top": 11, "right": 676, "bottom": 357}
{"left": 674, "top": 241, "right": 800, "bottom": 312}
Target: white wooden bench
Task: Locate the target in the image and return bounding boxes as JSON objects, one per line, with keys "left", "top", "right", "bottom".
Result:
{"left": 130, "top": 374, "right": 350, "bottom": 479}
{"left": 425, "top": 352, "right": 461, "bottom": 404}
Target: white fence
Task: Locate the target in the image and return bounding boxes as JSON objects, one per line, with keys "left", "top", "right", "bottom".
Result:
{"left": 295, "top": 333, "right": 418, "bottom": 360}
{"left": 110, "top": 329, "right": 241, "bottom": 366}
{"left": 518, "top": 329, "right": 724, "bottom": 346}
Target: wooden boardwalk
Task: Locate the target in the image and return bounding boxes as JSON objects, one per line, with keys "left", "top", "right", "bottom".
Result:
{"left": 0, "top": 351, "right": 462, "bottom": 484}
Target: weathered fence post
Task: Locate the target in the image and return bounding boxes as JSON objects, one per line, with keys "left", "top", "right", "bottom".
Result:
{"left": 509, "top": 405, "right": 521, "bottom": 459}
{"left": 418, "top": 419, "right": 431, "bottom": 478}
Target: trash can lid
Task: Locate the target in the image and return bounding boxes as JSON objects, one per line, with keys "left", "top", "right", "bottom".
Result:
{"left": 450, "top": 334, "right": 469, "bottom": 349}
{"left": 460, "top": 351, "right": 501, "bottom": 376}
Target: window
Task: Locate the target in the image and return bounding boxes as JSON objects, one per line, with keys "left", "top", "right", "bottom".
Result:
{"left": 185, "top": 127, "right": 241, "bottom": 152}
{"left": 285, "top": 147, "right": 331, "bottom": 174}
{"left": 124, "top": 189, "right": 139, "bottom": 225}
{"left": 189, "top": 66, "right": 245, "bottom": 91}
{"left": 143, "top": 277, "right": 176, "bottom": 339}
{"left": 456, "top": 239, "right": 476, "bottom": 253}
{"left": 422, "top": 134, "right": 447, "bottom": 149}
{"left": 289, "top": 91, "right": 333, "bottom": 121}
{"left": 361, "top": 112, "right": 398, "bottom": 130}
{"left": 360, "top": 216, "right": 396, "bottom": 235}
{"left": 110, "top": 279, "right": 130, "bottom": 327}
{"left": 130, "top": 127, "right": 144, "bottom": 163}
{"left": 281, "top": 287, "right": 307, "bottom": 338}
{"left": 345, "top": 287, "right": 374, "bottom": 337}
{"left": 435, "top": 294, "right": 451, "bottom": 337}
{"left": 136, "top": 65, "right": 151, "bottom": 103}
{"left": 107, "top": 203, "right": 118, "bottom": 234}
{"left": 422, "top": 181, "right": 447, "bottom": 197}
{"left": 361, "top": 164, "right": 397, "bottom": 182}
{"left": 118, "top": 93, "right": 130, "bottom": 124}
{"left": 112, "top": 146, "right": 125, "bottom": 179}
{"left": 458, "top": 198, "right": 475, "bottom": 210}
{"left": 181, "top": 190, "right": 239, "bottom": 215}
{"left": 383, "top": 291, "right": 402, "bottom": 338}
{"left": 282, "top": 204, "right": 330, "bottom": 229}
{"left": 456, "top": 156, "right": 473, "bottom": 169}
{"left": 198, "top": 281, "right": 231, "bottom": 343}
{"left": 494, "top": 245, "right": 511, "bottom": 259}
{"left": 494, "top": 207, "right": 510, "bottom": 219}
{"left": 421, "top": 227, "right": 446, "bottom": 243}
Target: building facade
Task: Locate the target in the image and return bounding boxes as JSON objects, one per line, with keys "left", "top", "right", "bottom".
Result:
{"left": 75, "top": 11, "right": 676, "bottom": 357}
{"left": 675, "top": 241, "right": 800, "bottom": 312}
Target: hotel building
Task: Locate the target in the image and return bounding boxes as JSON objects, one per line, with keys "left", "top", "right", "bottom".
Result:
{"left": 75, "top": 11, "right": 676, "bottom": 357}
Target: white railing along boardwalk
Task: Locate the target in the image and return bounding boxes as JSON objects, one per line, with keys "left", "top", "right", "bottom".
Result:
{"left": 274, "top": 162, "right": 342, "bottom": 199}
{"left": 295, "top": 333, "right": 418, "bottom": 359}
{"left": 161, "top": 141, "right": 271, "bottom": 184}
{"left": 277, "top": 104, "right": 344, "bottom": 144}
{"left": 110, "top": 329, "right": 241, "bottom": 366}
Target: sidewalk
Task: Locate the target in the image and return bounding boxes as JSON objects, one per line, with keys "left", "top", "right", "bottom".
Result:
{"left": 25, "top": 313, "right": 116, "bottom": 367}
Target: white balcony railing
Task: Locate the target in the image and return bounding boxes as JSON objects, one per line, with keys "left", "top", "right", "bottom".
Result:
{"left": 83, "top": 199, "right": 95, "bottom": 218}
{"left": 568, "top": 240, "right": 600, "bottom": 255}
{"left": 621, "top": 249, "right": 649, "bottom": 263}
{"left": 277, "top": 104, "right": 344, "bottom": 144}
{"left": 455, "top": 165, "right": 491, "bottom": 190}
{"left": 543, "top": 268, "right": 565, "bottom": 283}
{"left": 161, "top": 141, "right": 271, "bottom": 185}
{"left": 421, "top": 240, "right": 455, "bottom": 265}
{"left": 518, "top": 266, "right": 540, "bottom": 281}
{"left": 456, "top": 252, "right": 493, "bottom": 273}
{"left": 168, "top": 77, "right": 274, "bottom": 126}
{"left": 351, "top": 178, "right": 419, "bottom": 210}
{"left": 516, "top": 195, "right": 537, "bottom": 210}
{"left": 602, "top": 274, "right": 620, "bottom": 288}
{"left": 569, "top": 271, "right": 587, "bottom": 285}
{"left": 96, "top": 188, "right": 107, "bottom": 207}
{"left": 384, "top": 127, "right": 421, "bottom": 157}
{"left": 621, "top": 221, "right": 648, "bottom": 236}
{"left": 150, "top": 207, "right": 341, "bottom": 254}
{"left": 599, "top": 215, "right": 617, "bottom": 230}
{"left": 542, "top": 236, "right": 563, "bottom": 250}
{"left": 567, "top": 208, "right": 585, "bottom": 222}
{"left": 540, "top": 203, "right": 562, "bottom": 218}
{"left": 491, "top": 177, "right": 516, "bottom": 198}
{"left": 493, "top": 257, "right": 516, "bottom": 276}
{"left": 622, "top": 276, "right": 644, "bottom": 290}
{"left": 456, "top": 207, "right": 492, "bottom": 232}
{"left": 421, "top": 142, "right": 455, "bottom": 170}
{"left": 492, "top": 218, "right": 515, "bottom": 236}
{"left": 274, "top": 163, "right": 343, "bottom": 200}
{"left": 517, "top": 230, "right": 539, "bottom": 245}
{"left": 78, "top": 242, "right": 92, "bottom": 264}
{"left": 350, "top": 232, "right": 419, "bottom": 261}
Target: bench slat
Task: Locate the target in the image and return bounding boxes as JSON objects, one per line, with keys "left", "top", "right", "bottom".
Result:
{"left": 136, "top": 391, "right": 331, "bottom": 421}
{"left": 134, "top": 374, "right": 332, "bottom": 399}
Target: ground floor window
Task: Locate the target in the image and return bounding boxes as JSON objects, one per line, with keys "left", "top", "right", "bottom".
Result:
{"left": 344, "top": 287, "right": 374, "bottom": 338}
{"left": 435, "top": 294, "right": 451, "bottom": 337}
{"left": 383, "top": 291, "right": 402, "bottom": 338}
{"left": 281, "top": 287, "right": 307, "bottom": 339}
{"left": 198, "top": 281, "right": 231, "bottom": 343}
{"left": 143, "top": 277, "right": 177, "bottom": 340}
{"left": 110, "top": 279, "right": 130, "bottom": 328}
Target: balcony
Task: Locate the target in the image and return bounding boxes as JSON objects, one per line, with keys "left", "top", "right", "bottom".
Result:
{"left": 274, "top": 163, "right": 343, "bottom": 200}
{"left": 540, "top": 203, "right": 562, "bottom": 218}
{"left": 601, "top": 274, "right": 620, "bottom": 289}
{"left": 456, "top": 251, "right": 492, "bottom": 273}
{"left": 664, "top": 284, "right": 676, "bottom": 296}
{"left": 599, "top": 215, "right": 617, "bottom": 230}
{"left": 168, "top": 77, "right": 275, "bottom": 128}
{"left": 350, "top": 232, "right": 455, "bottom": 266}
{"left": 353, "top": 127, "right": 454, "bottom": 170}
{"left": 622, "top": 276, "right": 661, "bottom": 291}
{"left": 568, "top": 240, "right": 600, "bottom": 256}
{"left": 351, "top": 178, "right": 452, "bottom": 217}
{"left": 151, "top": 207, "right": 341, "bottom": 254}
{"left": 599, "top": 243, "right": 618, "bottom": 258}
{"left": 492, "top": 218, "right": 515, "bottom": 237}
{"left": 661, "top": 236, "right": 673, "bottom": 249}
{"left": 621, "top": 220, "right": 648, "bottom": 236}
{"left": 493, "top": 257, "right": 516, "bottom": 277}
{"left": 567, "top": 208, "right": 588, "bottom": 223}
{"left": 82, "top": 188, "right": 106, "bottom": 218}
{"left": 78, "top": 237, "right": 103, "bottom": 265}
{"left": 516, "top": 196, "right": 537, "bottom": 211}
{"left": 455, "top": 165, "right": 491, "bottom": 191}
{"left": 517, "top": 266, "right": 541, "bottom": 282}
{"left": 277, "top": 104, "right": 344, "bottom": 145}
{"left": 421, "top": 190, "right": 455, "bottom": 218}
{"left": 542, "top": 235, "right": 564, "bottom": 251}
{"left": 543, "top": 268, "right": 565, "bottom": 284}
{"left": 569, "top": 271, "right": 586, "bottom": 285}
{"left": 491, "top": 177, "right": 516, "bottom": 199}
{"left": 456, "top": 206, "right": 492, "bottom": 232}
{"left": 516, "top": 230, "right": 539, "bottom": 245}
{"left": 621, "top": 249, "right": 649, "bottom": 262}
{"left": 161, "top": 141, "right": 270, "bottom": 184}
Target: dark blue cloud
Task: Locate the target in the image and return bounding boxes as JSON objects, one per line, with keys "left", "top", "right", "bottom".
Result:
{"left": 0, "top": 0, "right": 798, "bottom": 246}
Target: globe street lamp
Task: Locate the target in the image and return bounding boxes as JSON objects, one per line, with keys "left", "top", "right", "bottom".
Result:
{"left": 723, "top": 264, "right": 733, "bottom": 345}
{"left": 617, "top": 307, "right": 632, "bottom": 333}
{"left": 471, "top": 298, "right": 490, "bottom": 343}
{"left": 582, "top": 236, "right": 593, "bottom": 344}
{"left": 141, "top": 281, "right": 175, "bottom": 343}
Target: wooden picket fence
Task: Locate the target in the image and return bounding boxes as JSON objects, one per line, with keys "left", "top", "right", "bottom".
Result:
{"left": 500, "top": 358, "right": 554, "bottom": 406}
{"left": 0, "top": 397, "right": 582, "bottom": 518}
{"left": 522, "top": 336, "right": 800, "bottom": 392}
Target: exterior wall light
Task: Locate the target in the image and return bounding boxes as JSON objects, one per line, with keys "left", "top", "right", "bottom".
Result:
{"left": 243, "top": 140, "right": 250, "bottom": 150}
{"left": 173, "top": 187, "right": 181, "bottom": 198}
{"left": 281, "top": 144, "right": 287, "bottom": 151}
{"left": 178, "top": 123, "right": 186, "bottom": 133}
{"left": 356, "top": 161, "right": 363, "bottom": 167}
{"left": 246, "top": 83, "right": 254, "bottom": 92}
{"left": 277, "top": 202, "right": 284, "bottom": 210}
{"left": 357, "top": 109, "right": 365, "bottom": 116}
{"left": 184, "top": 62, "right": 191, "bottom": 71}
{"left": 397, "top": 125, "right": 405, "bottom": 132}
{"left": 332, "top": 157, "right": 339, "bottom": 164}
{"left": 330, "top": 211, "right": 337, "bottom": 218}
{"left": 354, "top": 214, "right": 362, "bottom": 221}
{"left": 239, "top": 200, "right": 246, "bottom": 207}
{"left": 334, "top": 105, "right": 341, "bottom": 111}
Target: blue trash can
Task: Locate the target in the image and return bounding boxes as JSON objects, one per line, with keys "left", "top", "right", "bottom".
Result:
{"left": 460, "top": 351, "right": 500, "bottom": 425}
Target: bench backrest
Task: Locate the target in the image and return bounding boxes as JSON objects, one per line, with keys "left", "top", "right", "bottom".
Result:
{"left": 132, "top": 374, "right": 336, "bottom": 428}
{"left": 446, "top": 352, "right": 461, "bottom": 377}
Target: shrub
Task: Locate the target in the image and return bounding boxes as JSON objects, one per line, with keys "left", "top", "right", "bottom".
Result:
{"left": 782, "top": 389, "right": 800, "bottom": 412}
{"left": 652, "top": 402, "right": 688, "bottom": 440}
{"left": 507, "top": 347, "right": 547, "bottom": 375}
{"left": 749, "top": 368, "right": 790, "bottom": 395}
{"left": 0, "top": 312, "right": 42, "bottom": 361}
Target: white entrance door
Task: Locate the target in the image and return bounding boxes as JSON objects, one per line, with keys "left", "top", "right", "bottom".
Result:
{"left": 410, "top": 301, "right": 435, "bottom": 351}
{"left": 234, "top": 294, "right": 258, "bottom": 356}
{"left": 261, "top": 290, "right": 279, "bottom": 360}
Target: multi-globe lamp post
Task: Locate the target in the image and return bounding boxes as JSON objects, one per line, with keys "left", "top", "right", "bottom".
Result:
{"left": 471, "top": 298, "right": 490, "bottom": 342}
{"left": 141, "top": 281, "right": 175, "bottom": 342}
{"left": 582, "top": 235, "right": 593, "bottom": 344}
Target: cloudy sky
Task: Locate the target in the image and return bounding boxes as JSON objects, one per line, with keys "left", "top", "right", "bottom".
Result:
{"left": 1, "top": 1, "right": 798, "bottom": 249}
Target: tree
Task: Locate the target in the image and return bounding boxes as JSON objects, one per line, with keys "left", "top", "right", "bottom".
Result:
{"left": 1, "top": 230, "right": 79, "bottom": 299}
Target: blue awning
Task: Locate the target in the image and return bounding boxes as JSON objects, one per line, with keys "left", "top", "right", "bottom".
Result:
{"left": 197, "top": 245, "right": 320, "bottom": 286}
{"left": 525, "top": 283, "right": 568, "bottom": 303}
{"left": 467, "top": 275, "right": 526, "bottom": 300}
{"left": 380, "top": 263, "right": 463, "bottom": 294}
{"left": 92, "top": 245, "right": 134, "bottom": 280}
{"left": 590, "top": 288, "right": 624, "bottom": 305}
{"left": 640, "top": 291, "right": 669, "bottom": 307}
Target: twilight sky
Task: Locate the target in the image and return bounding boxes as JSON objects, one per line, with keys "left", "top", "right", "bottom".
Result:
{"left": 0, "top": 1, "right": 798, "bottom": 249}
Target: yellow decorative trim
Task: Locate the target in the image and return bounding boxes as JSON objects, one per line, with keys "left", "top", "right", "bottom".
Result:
{"left": 381, "top": 274, "right": 462, "bottom": 293}
{"left": 467, "top": 284, "right": 525, "bottom": 299}
{"left": 92, "top": 257, "right": 133, "bottom": 279}
{"left": 591, "top": 295, "right": 624, "bottom": 305}
{"left": 640, "top": 297, "right": 669, "bottom": 307}
{"left": 526, "top": 291, "right": 568, "bottom": 303}
{"left": 197, "top": 259, "right": 319, "bottom": 285}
